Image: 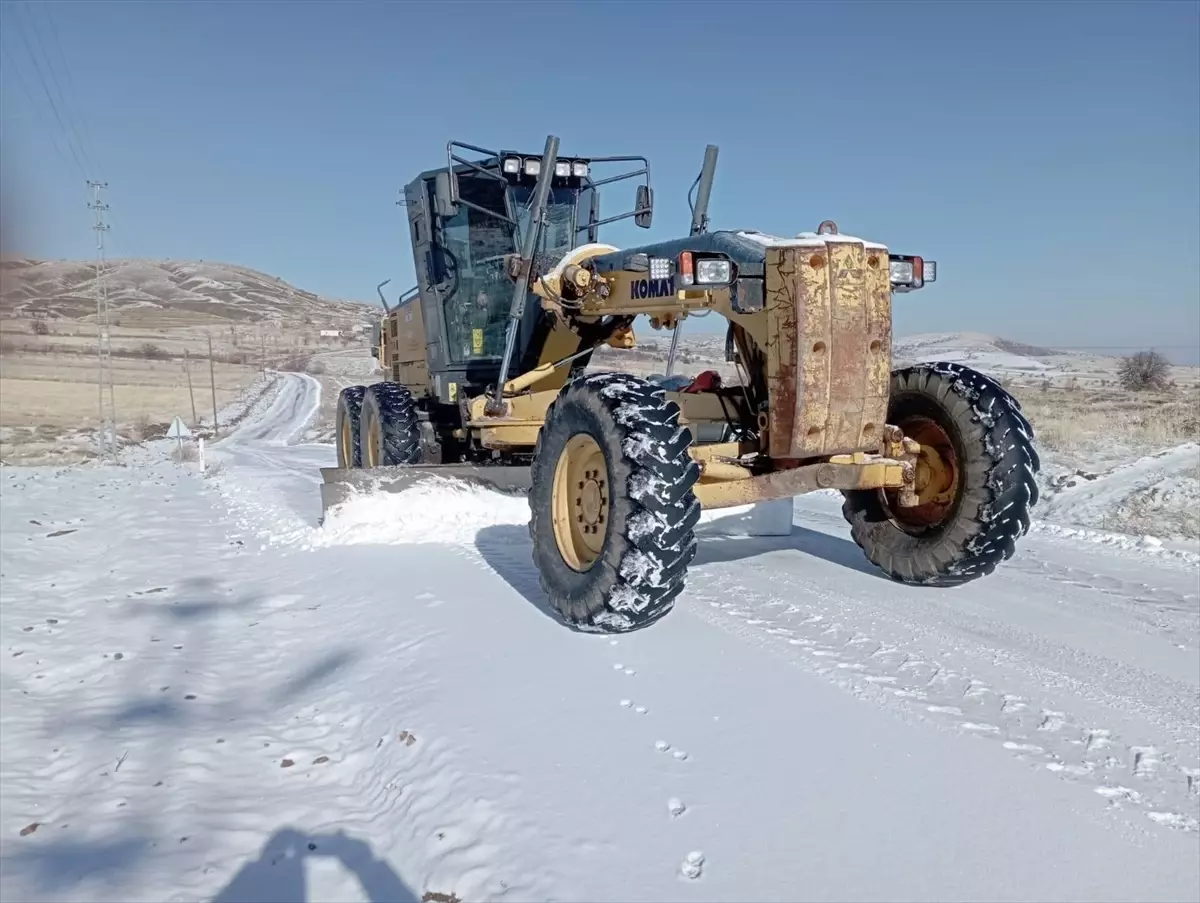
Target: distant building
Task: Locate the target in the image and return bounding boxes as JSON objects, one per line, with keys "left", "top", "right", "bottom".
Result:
{"left": 319, "top": 329, "right": 341, "bottom": 338}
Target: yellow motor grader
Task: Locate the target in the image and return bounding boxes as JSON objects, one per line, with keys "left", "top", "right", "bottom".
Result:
{"left": 326, "top": 135, "right": 1041, "bottom": 633}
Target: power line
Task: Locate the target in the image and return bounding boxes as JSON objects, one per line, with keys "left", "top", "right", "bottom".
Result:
{"left": 31, "top": 1, "right": 101, "bottom": 176}
{"left": 8, "top": 2, "right": 91, "bottom": 182}
{"left": 89, "top": 181, "right": 116, "bottom": 459}
{"left": 21, "top": 0, "right": 97, "bottom": 178}
{"left": 0, "top": 25, "right": 76, "bottom": 174}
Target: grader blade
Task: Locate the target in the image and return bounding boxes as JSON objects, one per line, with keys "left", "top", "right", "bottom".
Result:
{"left": 318, "top": 464, "right": 532, "bottom": 516}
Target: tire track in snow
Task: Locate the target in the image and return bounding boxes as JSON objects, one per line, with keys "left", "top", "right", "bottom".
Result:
{"left": 219, "top": 373, "right": 321, "bottom": 447}
{"left": 453, "top": 496, "right": 1199, "bottom": 842}
{"left": 208, "top": 373, "right": 332, "bottom": 542}
{"left": 301, "top": 486, "right": 1200, "bottom": 848}
{"left": 685, "top": 565, "right": 1200, "bottom": 834}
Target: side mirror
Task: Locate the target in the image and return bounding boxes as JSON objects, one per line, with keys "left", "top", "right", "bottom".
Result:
{"left": 434, "top": 172, "right": 456, "bottom": 218}
{"left": 635, "top": 185, "right": 653, "bottom": 229}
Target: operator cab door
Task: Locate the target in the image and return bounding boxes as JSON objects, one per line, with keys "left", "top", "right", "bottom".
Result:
{"left": 404, "top": 169, "right": 520, "bottom": 397}
{"left": 432, "top": 173, "right": 515, "bottom": 365}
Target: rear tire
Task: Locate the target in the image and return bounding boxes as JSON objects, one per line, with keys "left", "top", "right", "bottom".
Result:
{"left": 842, "top": 362, "right": 1041, "bottom": 586}
{"left": 529, "top": 372, "right": 701, "bottom": 633}
{"left": 335, "top": 386, "right": 367, "bottom": 468}
{"left": 360, "top": 382, "right": 421, "bottom": 467}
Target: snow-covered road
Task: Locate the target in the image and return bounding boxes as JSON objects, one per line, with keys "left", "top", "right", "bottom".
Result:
{"left": 2, "top": 373, "right": 1197, "bottom": 903}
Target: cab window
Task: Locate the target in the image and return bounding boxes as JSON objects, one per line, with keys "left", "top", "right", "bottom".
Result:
{"left": 436, "top": 173, "right": 514, "bottom": 362}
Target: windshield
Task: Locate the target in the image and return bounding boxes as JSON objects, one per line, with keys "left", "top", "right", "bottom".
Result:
{"left": 438, "top": 176, "right": 581, "bottom": 363}
{"left": 513, "top": 184, "right": 579, "bottom": 272}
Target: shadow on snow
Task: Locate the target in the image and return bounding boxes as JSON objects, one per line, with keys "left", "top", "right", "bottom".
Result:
{"left": 472, "top": 518, "right": 883, "bottom": 626}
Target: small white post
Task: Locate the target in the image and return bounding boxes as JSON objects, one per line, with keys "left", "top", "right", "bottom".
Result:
{"left": 197, "top": 436, "right": 205, "bottom": 472}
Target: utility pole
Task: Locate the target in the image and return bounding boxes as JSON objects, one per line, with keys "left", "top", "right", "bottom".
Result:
{"left": 207, "top": 332, "right": 219, "bottom": 438}
{"left": 88, "top": 180, "right": 116, "bottom": 458}
{"left": 260, "top": 332, "right": 266, "bottom": 376}
{"left": 182, "top": 347, "right": 198, "bottom": 426}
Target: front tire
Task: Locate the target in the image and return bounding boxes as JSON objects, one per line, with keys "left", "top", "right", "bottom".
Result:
{"left": 842, "top": 362, "right": 1041, "bottom": 586}
{"left": 529, "top": 372, "right": 701, "bottom": 633}
{"left": 335, "top": 385, "right": 367, "bottom": 468}
{"left": 360, "top": 382, "right": 421, "bottom": 467}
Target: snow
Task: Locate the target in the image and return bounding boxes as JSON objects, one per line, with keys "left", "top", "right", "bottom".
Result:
{"left": 697, "top": 498, "right": 794, "bottom": 537}
{"left": 1039, "top": 443, "right": 1200, "bottom": 546}
{"left": 894, "top": 332, "right": 1057, "bottom": 377}
{"left": 2, "top": 374, "right": 1198, "bottom": 903}
{"left": 736, "top": 230, "right": 888, "bottom": 251}
{"left": 313, "top": 482, "right": 532, "bottom": 548}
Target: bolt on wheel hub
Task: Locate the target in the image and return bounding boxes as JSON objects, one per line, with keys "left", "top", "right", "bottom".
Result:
{"left": 577, "top": 470, "right": 606, "bottom": 530}
{"left": 886, "top": 414, "right": 959, "bottom": 529}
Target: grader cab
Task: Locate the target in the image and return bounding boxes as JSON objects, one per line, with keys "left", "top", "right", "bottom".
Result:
{"left": 327, "top": 135, "right": 1041, "bottom": 633}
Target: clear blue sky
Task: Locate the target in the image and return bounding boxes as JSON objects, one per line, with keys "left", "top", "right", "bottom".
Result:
{"left": 2, "top": 0, "right": 1197, "bottom": 361}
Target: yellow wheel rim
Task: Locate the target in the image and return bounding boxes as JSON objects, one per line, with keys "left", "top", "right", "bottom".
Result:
{"left": 551, "top": 433, "right": 610, "bottom": 571}
{"left": 339, "top": 417, "right": 352, "bottom": 467}
{"left": 886, "top": 415, "right": 959, "bottom": 530}
{"left": 365, "top": 414, "right": 381, "bottom": 468}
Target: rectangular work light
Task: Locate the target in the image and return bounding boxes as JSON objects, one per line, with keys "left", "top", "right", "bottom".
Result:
{"left": 889, "top": 255, "right": 937, "bottom": 292}
{"left": 677, "top": 251, "right": 736, "bottom": 288}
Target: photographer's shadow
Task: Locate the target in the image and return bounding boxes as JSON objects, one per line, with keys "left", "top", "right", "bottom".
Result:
{"left": 213, "top": 828, "right": 418, "bottom": 903}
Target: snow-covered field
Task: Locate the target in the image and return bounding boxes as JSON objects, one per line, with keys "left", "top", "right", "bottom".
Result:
{"left": 2, "top": 373, "right": 1198, "bottom": 903}
{"left": 893, "top": 332, "right": 1200, "bottom": 390}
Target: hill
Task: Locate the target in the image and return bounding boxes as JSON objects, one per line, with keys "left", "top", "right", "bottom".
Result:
{"left": 0, "top": 258, "right": 383, "bottom": 463}
{"left": 0, "top": 257, "right": 374, "bottom": 330}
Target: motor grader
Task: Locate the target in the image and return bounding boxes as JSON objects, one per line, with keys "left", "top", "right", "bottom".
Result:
{"left": 327, "top": 135, "right": 1041, "bottom": 633}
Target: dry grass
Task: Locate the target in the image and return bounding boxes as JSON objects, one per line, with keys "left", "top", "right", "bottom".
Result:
{"left": 0, "top": 308, "right": 359, "bottom": 457}
{"left": 0, "top": 354, "right": 256, "bottom": 429}
{"left": 0, "top": 316, "right": 273, "bottom": 462}
{"left": 1014, "top": 384, "right": 1199, "bottom": 471}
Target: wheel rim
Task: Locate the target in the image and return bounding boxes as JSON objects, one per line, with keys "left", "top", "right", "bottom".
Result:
{"left": 551, "top": 433, "right": 610, "bottom": 571}
{"left": 886, "top": 414, "right": 959, "bottom": 530}
{"left": 365, "top": 413, "right": 381, "bottom": 468}
{"left": 339, "top": 416, "right": 352, "bottom": 467}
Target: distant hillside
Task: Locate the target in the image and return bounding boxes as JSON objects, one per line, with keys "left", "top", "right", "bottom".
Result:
{"left": 0, "top": 257, "right": 376, "bottom": 330}
{"left": 588, "top": 327, "right": 1200, "bottom": 391}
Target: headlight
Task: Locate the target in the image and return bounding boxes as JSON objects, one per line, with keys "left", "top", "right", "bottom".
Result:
{"left": 677, "top": 251, "right": 736, "bottom": 287}
{"left": 554, "top": 161, "right": 571, "bottom": 177}
{"left": 502, "top": 157, "right": 521, "bottom": 175}
{"left": 889, "top": 259, "right": 914, "bottom": 285}
{"left": 524, "top": 159, "right": 541, "bottom": 176}
{"left": 889, "top": 255, "right": 934, "bottom": 292}
{"left": 572, "top": 161, "right": 589, "bottom": 177}
{"left": 696, "top": 259, "right": 732, "bottom": 285}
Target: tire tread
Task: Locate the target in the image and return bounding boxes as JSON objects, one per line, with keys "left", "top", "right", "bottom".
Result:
{"left": 843, "top": 362, "right": 1041, "bottom": 587}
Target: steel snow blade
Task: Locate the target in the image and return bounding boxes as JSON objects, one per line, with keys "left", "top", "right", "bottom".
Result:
{"left": 319, "top": 464, "right": 532, "bottom": 519}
